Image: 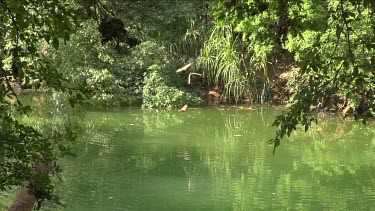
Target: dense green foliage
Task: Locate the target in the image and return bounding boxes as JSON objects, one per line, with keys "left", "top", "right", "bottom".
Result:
{"left": 0, "top": 0, "right": 82, "bottom": 207}
{"left": 209, "top": 0, "right": 375, "bottom": 152}
{"left": 53, "top": 0, "right": 207, "bottom": 108}
{"left": 199, "top": 17, "right": 269, "bottom": 103}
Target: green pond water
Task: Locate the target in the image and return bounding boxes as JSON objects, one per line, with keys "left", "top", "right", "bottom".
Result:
{"left": 44, "top": 107, "right": 375, "bottom": 210}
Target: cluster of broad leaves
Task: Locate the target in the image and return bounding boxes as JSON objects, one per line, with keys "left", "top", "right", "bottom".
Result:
{"left": 211, "top": 0, "right": 375, "bottom": 152}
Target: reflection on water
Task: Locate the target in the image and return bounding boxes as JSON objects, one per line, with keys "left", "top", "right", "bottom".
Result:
{"left": 45, "top": 107, "right": 375, "bottom": 211}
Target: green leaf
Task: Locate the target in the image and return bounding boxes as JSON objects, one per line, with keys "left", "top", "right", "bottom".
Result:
{"left": 52, "top": 38, "right": 59, "bottom": 49}
{"left": 336, "top": 25, "right": 342, "bottom": 39}
{"left": 69, "top": 98, "right": 75, "bottom": 108}
{"left": 304, "top": 124, "right": 309, "bottom": 132}
{"left": 272, "top": 138, "right": 280, "bottom": 155}
{"left": 371, "top": 56, "right": 375, "bottom": 65}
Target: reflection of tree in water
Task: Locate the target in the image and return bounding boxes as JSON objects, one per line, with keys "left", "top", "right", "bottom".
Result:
{"left": 142, "top": 109, "right": 185, "bottom": 133}
{"left": 199, "top": 110, "right": 375, "bottom": 210}
{"left": 44, "top": 108, "right": 375, "bottom": 210}
{"left": 196, "top": 108, "right": 274, "bottom": 209}
{"left": 270, "top": 118, "right": 375, "bottom": 210}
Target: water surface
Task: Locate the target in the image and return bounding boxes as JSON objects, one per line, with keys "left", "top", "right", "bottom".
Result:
{"left": 49, "top": 107, "right": 375, "bottom": 210}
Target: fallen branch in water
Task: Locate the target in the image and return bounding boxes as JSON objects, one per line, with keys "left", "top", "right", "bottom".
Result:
{"left": 188, "top": 73, "right": 202, "bottom": 84}
{"left": 179, "top": 104, "right": 188, "bottom": 112}
{"left": 176, "top": 63, "right": 193, "bottom": 73}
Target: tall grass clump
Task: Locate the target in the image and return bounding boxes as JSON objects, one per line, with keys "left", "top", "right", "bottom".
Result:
{"left": 199, "top": 25, "right": 270, "bottom": 103}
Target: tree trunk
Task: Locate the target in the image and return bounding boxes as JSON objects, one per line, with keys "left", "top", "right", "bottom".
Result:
{"left": 8, "top": 181, "right": 37, "bottom": 211}
{"left": 9, "top": 160, "right": 50, "bottom": 211}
